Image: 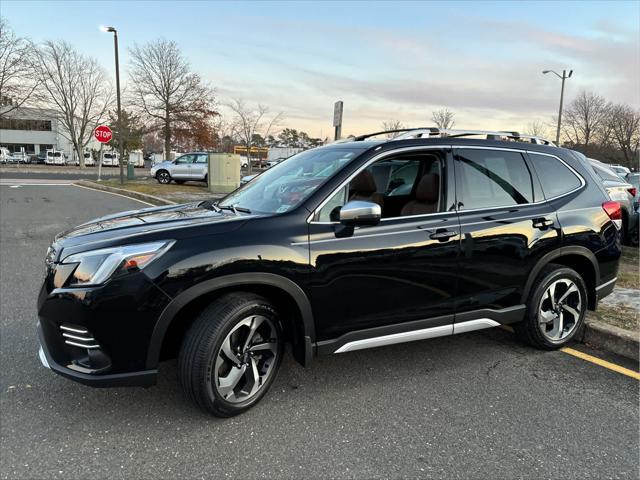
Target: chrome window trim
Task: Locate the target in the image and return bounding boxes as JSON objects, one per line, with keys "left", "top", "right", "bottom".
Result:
{"left": 307, "top": 145, "right": 450, "bottom": 224}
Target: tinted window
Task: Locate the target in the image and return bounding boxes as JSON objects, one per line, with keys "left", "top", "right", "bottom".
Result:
{"left": 317, "top": 152, "right": 443, "bottom": 221}
{"left": 175, "top": 154, "right": 195, "bottom": 164}
{"left": 529, "top": 153, "right": 583, "bottom": 198}
{"left": 194, "top": 154, "right": 208, "bottom": 164}
{"left": 456, "top": 149, "right": 534, "bottom": 209}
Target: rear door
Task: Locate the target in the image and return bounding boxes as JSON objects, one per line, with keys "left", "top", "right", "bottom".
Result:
{"left": 453, "top": 147, "right": 560, "bottom": 323}
{"left": 193, "top": 153, "right": 208, "bottom": 179}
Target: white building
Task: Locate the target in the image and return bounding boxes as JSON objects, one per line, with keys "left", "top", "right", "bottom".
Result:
{"left": 0, "top": 106, "right": 101, "bottom": 156}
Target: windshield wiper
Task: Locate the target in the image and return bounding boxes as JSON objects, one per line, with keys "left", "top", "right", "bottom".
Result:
{"left": 217, "top": 204, "right": 251, "bottom": 215}
{"left": 198, "top": 200, "right": 221, "bottom": 212}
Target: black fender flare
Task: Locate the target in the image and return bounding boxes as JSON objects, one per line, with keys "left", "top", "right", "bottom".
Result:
{"left": 521, "top": 246, "right": 600, "bottom": 303}
{"left": 145, "top": 273, "right": 315, "bottom": 369}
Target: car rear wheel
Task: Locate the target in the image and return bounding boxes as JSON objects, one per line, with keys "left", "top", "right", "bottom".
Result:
{"left": 178, "top": 292, "right": 283, "bottom": 417}
{"left": 514, "top": 264, "right": 587, "bottom": 349}
{"left": 156, "top": 170, "right": 171, "bottom": 184}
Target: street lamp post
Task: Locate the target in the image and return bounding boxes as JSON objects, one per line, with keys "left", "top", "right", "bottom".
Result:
{"left": 101, "top": 26, "right": 124, "bottom": 185}
{"left": 543, "top": 69, "right": 573, "bottom": 145}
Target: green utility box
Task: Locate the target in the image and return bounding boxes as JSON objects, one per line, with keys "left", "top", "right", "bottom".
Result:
{"left": 127, "top": 160, "right": 135, "bottom": 180}
{"left": 208, "top": 153, "right": 241, "bottom": 193}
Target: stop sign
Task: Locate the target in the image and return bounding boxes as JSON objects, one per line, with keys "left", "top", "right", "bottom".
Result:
{"left": 94, "top": 125, "right": 113, "bottom": 143}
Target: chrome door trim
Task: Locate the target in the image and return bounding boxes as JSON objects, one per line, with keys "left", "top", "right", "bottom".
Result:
{"left": 452, "top": 318, "right": 500, "bottom": 334}
{"left": 334, "top": 324, "right": 452, "bottom": 353}
{"left": 333, "top": 318, "right": 501, "bottom": 353}
{"left": 595, "top": 277, "right": 617, "bottom": 291}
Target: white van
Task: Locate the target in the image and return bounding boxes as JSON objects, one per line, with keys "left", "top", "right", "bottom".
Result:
{"left": 75, "top": 151, "right": 95, "bottom": 166}
{"left": 101, "top": 151, "right": 120, "bottom": 167}
{"left": 128, "top": 150, "right": 144, "bottom": 168}
{"left": 0, "top": 147, "right": 11, "bottom": 164}
{"left": 45, "top": 150, "right": 66, "bottom": 165}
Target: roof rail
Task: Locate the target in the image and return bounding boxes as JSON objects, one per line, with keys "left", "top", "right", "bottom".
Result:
{"left": 391, "top": 127, "right": 555, "bottom": 146}
{"left": 352, "top": 128, "right": 440, "bottom": 141}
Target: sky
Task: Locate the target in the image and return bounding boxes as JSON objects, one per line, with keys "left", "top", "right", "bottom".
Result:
{"left": 2, "top": 0, "right": 639, "bottom": 139}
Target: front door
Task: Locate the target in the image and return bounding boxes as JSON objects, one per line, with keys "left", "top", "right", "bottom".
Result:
{"left": 308, "top": 147, "right": 461, "bottom": 351}
{"left": 173, "top": 154, "right": 195, "bottom": 179}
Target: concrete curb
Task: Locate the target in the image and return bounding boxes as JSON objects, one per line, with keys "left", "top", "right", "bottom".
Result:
{"left": 582, "top": 320, "right": 639, "bottom": 361}
{"left": 75, "top": 180, "right": 176, "bottom": 206}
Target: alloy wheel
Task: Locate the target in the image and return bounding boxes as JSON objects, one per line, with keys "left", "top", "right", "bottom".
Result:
{"left": 212, "top": 315, "right": 279, "bottom": 403}
{"left": 538, "top": 278, "right": 582, "bottom": 342}
{"left": 158, "top": 172, "right": 170, "bottom": 184}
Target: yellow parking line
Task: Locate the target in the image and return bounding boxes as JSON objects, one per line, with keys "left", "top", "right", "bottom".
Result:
{"left": 497, "top": 324, "right": 638, "bottom": 379}
{"left": 560, "top": 347, "right": 640, "bottom": 380}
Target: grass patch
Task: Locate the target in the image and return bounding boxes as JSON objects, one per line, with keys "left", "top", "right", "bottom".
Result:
{"left": 588, "top": 305, "right": 638, "bottom": 332}
{"left": 100, "top": 178, "right": 208, "bottom": 197}
{"left": 617, "top": 246, "right": 639, "bottom": 290}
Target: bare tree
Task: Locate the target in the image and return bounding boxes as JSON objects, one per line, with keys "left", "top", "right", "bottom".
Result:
{"left": 227, "top": 99, "right": 283, "bottom": 173}
{"left": 381, "top": 120, "right": 405, "bottom": 138}
{"left": 524, "top": 120, "right": 551, "bottom": 139}
{"left": 431, "top": 108, "right": 455, "bottom": 129}
{"left": 608, "top": 104, "right": 640, "bottom": 164}
{"left": 128, "top": 39, "right": 215, "bottom": 160}
{"left": 0, "top": 18, "right": 39, "bottom": 116}
{"left": 32, "top": 41, "right": 111, "bottom": 167}
{"left": 562, "top": 91, "right": 610, "bottom": 146}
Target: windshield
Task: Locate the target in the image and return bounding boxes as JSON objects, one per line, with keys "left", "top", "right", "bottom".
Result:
{"left": 219, "top": 146, "right": 363, "bottom": 214}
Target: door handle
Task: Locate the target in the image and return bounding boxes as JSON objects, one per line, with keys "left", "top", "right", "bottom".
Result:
{"left": 429, "top": 229, "right": 457, "bottom": 242}
{"left": 532, "top": 217, "right": 554, "bottom": 229}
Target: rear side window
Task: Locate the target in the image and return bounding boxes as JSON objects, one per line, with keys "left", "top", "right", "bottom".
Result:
{"left": 529, "top": 153, "right": 582, "bottom": 198}
{"left": 455, "top": 149, "right": 534, "bottom": 210}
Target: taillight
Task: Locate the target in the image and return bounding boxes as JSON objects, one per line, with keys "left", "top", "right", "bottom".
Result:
{"left": 602, "top": 201, "right": 622, "bottom": 230}
{"left": 628, "top": 187, "right": 637, "bottom": 197}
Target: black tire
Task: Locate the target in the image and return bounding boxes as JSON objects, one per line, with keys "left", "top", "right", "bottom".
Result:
{"left": 178, "top": 292, "right": 284, "bottom": 417}
{"left": 174, "top": 180, "right": 185, "bottom": 185}
{"left": 156, "top": 170, "right": 171, "bottom": 184}
{"left": 514, "top": 264, "right": 587, "bottom": 350}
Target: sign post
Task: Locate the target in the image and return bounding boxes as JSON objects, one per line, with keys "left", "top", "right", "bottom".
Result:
{"left": 94, "top": 125, "right": 112, "bottom": 182}
{"left": 333, "top": 101, "right": 343, "bottom": 141}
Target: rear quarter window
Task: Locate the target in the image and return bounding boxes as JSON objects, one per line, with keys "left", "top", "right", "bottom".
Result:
{"left": 528, "top": 153, "right": 582, "bottom": 199}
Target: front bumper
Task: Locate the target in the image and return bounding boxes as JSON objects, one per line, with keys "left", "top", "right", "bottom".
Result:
{"left": 37, "top": 322, "right": 157, "bottom": 387}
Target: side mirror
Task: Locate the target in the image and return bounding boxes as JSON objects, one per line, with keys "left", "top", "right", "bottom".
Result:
{"left": 339, "top": 200, "right": 381, "bottom": 227}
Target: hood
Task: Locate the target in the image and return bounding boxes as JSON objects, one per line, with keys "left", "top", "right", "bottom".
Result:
{"left": 53, "top": 201, "right": 252, "bottom": 253}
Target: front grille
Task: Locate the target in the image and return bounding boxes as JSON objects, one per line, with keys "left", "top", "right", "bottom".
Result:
{"left": 60, "top": 324, "right": 101, "bottom": 349}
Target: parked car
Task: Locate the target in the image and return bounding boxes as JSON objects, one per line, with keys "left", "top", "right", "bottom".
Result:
{"left": 607, "top": 164, "right": 631, "bottom": 178}
{"left": 589, "top": 159, "right": 636, "bottom": 244}
{"left": 37, "top": 127, "right": 622, "bottom": 417}
{"left": 0, "top": 147, "right": 11, "bottom": 163}
{"left": 7, "top": 151, "right": 30, "bottom": 164}
{"left": 240, "top": 173, "right": 258, "bottom": 185}
{"left": 75, "top": 151, "right": 95, "bottom": 166}
{"left": 149, "top": 152, "right": 209, "bottom": 184}
{"left": 35, "top": 152, "right": 47, "bottom": 164}
{"left": 101, "top": 151, "right": 120, "bottom": 167}
{"left": 44, "top": 150, "right": 66, "bottom": 165}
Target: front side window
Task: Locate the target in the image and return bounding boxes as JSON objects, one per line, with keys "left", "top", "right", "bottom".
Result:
{"left": 317, "top": 151, "right": 444, "bottom": 222}
{"left": 455, "top": 149, "right": 534, "bottom": 210}
{"left": 175, "top": 154, "right": 195, "bottom": 164}
{"left": 529, "top": 153, "right": 583, "bottom": 198}
{"left": 219, "top": 147, "right": 365, "bottom": 214}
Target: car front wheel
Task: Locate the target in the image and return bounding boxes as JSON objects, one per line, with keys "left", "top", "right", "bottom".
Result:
{"left": 156, "top": 170, "right": 171, "bottom": 184}
{"left": 514, "top": 264, "right": 587, "bottom": 349}
{"left": 178, "top": 292, "right": 284, "bottom": 417}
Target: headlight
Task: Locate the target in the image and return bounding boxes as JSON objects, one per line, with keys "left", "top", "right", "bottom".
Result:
{"left": 61, "top": 241, "right": 173, "bottom": 287}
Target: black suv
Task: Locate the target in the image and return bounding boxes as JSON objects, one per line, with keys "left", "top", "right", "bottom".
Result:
{"left": 37, "top": 128, "right": 622, "bottom": 417}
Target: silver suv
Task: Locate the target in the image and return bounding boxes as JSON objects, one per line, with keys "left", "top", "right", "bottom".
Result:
{"left": 150, "top": 152, "right": 209, "bottom": 184}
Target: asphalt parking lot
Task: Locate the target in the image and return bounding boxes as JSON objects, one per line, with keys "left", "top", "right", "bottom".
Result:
{"left": 1, "top": 182, "right": 638, "bottom": 479}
